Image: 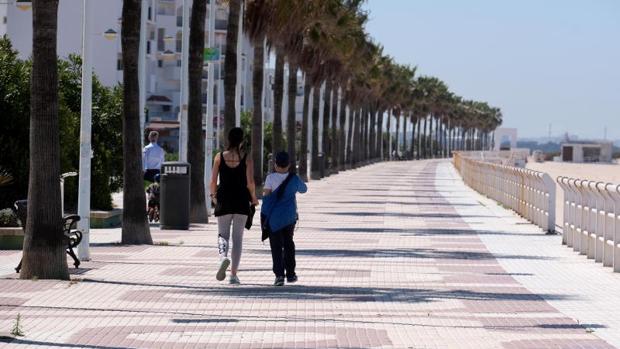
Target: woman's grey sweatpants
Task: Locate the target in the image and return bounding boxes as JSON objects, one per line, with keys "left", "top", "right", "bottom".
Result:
{"left": 217, "top": 214, "right": 247, "bottom": 271}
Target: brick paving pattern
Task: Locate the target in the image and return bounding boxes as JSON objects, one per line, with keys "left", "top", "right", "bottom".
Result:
{"left": 0, "top": 160, "right": 617, "bottom": 348}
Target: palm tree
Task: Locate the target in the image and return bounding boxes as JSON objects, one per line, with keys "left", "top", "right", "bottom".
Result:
{"left": 251, "top": 42, "right": 264, "bottom": 185}
{"left": 20, "top": 0, "right": 69, "bottom": 279}
{"left": 223, "top": 0, "right": 242, "bottom": 137}
{"left": 321, "top": 80, "right": 332, "bottom": 176}
{"left": 121, "top": 0, "right": 152, "bottom": 245}
{"left": 187, "top": 0, "right": 208, "bottom": 223}
{"left": 287, "top": 62, "right": 298, "bottom": 172}
{"left": 245, "top": 0, "right": 272, "bottom": 186}
{"left": 299, "top": 79, "right": 311, "bottom": 181}
{"left": 272, "top": 52, "right": 285, "bottom": 154}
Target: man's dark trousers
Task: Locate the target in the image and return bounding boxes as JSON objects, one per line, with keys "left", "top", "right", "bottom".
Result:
{"left": 269, "top": 224, "right": 296, "bottom": 278}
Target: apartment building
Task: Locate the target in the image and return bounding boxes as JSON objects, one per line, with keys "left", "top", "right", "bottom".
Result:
{"left": 2, "top": 0, "right": 254, "bottom": 152}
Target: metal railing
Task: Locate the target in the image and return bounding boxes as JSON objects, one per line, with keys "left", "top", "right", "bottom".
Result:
{"left": 556, "top": 177, "right": 620, "bottom": 271}
{"left": 454, "top": 152, "right": 556, "bottom": 233}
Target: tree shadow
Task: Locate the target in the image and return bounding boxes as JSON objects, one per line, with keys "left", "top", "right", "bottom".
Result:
{"left": 0, "top": 338, "right": 126, "bottom": 349}
{"left": 249, "top": 247, "right": 553, "bottom": 261}
{"left": 334, "top": 201, "right": 478, "bottom": 207}
{"left": 325, "top": 211, "right": 494, "bottom": 219}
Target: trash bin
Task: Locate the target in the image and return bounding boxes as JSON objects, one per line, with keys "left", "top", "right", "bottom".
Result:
{"left": 160, "top": 162, "right": 191, "bottom": 230}
{"left": 318, "top": 153, "right": 325, "bottom": 178}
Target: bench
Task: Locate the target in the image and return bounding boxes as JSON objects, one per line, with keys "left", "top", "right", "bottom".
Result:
{"left": 12, "top": 200, "right": 83, "bottom": 273}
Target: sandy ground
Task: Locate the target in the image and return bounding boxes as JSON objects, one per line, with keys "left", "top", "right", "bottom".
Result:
{"left": 526, "top": 160, "right": 620, "bottom": 231}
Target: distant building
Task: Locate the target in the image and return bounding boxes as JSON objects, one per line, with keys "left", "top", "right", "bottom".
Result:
{"left": 561, "top": 141, "right": 613, "bottom": 163}
{"left": 1, "top": 0, "right": 254, "bottom": 152}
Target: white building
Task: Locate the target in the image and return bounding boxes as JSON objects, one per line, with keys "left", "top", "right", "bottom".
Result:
{"left": 1, "top": 0, "right": 254, "bottom": 152}
{"left": 561, "top": 141, "right": 613, "bottom": 163}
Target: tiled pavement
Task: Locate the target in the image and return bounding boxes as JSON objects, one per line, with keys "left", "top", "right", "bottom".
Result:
{"left": 0, "top": 160, "right": 619, "bottom": 348}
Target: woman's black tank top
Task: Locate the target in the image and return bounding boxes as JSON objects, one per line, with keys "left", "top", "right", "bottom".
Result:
{"left": 214, "top": 151, "right": 250, "bottom": 216}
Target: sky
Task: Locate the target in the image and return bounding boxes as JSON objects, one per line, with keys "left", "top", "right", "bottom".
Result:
{"left": 364, "top": 0, "right": 620, "bottom": 141}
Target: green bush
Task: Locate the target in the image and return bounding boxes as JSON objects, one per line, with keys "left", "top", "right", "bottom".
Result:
{"left": 0, "top": 37, "right": 123, "bottom": 211}
{"left": 0, "top": 208, "right": 18, "bottom": 227}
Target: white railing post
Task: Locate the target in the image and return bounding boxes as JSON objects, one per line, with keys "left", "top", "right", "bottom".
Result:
{"left": 543, "top": 173, "right": 556, "bottom": 233}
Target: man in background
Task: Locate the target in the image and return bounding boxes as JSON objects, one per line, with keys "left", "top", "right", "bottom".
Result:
{"left": 143, "top": 131, "right": 166, "bottom": 182}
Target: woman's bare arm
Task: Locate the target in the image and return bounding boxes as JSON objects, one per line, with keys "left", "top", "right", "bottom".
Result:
{"left": 209, "top": 153, "right": 220, "bottom": 201}
{"left": 246, "top": 158, "right": 259, "bottom": 205}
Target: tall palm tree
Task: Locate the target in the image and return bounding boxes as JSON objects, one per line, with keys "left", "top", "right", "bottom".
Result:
{"left": 299, "top": 79, "right": 311, "bottom": 181}
{"left": 272, "top": 52, "right": 285, "bottom": 154}
{"left": 310, "top": 85, "right": 321, "bottom": 179}
{"left": 321, "top": 80, "right": 332, "bottom": 176}
{"left": 251, "top": 43, "right": 264, "bottom": 185}
{"left": 121, "top": 0, "right": 152, "bottom": 245}
{"left": 187, "top": 0, "right": 208, "bottom": 223}
{"left": 287, "top": 62, "right": 298, "bottom": 171}
{"left": 20, "top": 0, "right": 69, "bottom": 279}
{"left": 223, "top": 0, "right": 242, "bottom": 137}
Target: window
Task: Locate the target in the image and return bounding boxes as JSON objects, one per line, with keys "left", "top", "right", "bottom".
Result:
{"left": 176, "top": 6, "right": 183, "bottom": 27}
{"left": 157, "top": 28, "right": 165, "bottom": 51}
{"left": 117, "top": 59, "right": 123, "bottom": 71}
{"left": 177, "top": 60, "right": 182, "bottom": 67}
{"left": 148, "top": 7, "right": 152, "bottom": 20}
{"left": 162, "top": 105, "right": 171, "bottom": 112}
{"left": 175, "top": 31, "right": 182, "bottom": 53}
{"left": 158, "top": 60, "right": 163, "bottom": 68}
{"left": 3, "top": 16, "right": 7, "bottom": 24}
{"left": 146, "top": 41, "right": 151, "bottom": 54}
{"left": 157, "top": 0, "right": 175, "bottom": 16}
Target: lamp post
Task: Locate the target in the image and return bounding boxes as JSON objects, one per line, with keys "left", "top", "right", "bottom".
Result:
{"left": 235, "top": 0, "right": 244, "bottom": 127}
{"left": 77, "top": 1, "right": 118, "bottom": 261}
{"left": 76, "top": 0, "right": 93, "bottom": 261}
{"left": 178, "top": 0, "right": 190, "bottom": 161}
{"left": 138, "top": 0, "right": 148, "bottom": 147}
{"left": 205, "top": 0, "right": 216, "bottom": 214}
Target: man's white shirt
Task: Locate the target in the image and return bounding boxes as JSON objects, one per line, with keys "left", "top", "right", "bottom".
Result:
{"left": 143, "top": 142, "right": 165, "bottom": 171}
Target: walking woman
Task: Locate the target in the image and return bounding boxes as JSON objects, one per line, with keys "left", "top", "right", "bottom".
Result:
{"left": 210, "top": 127, "right": 259, "bottom": 284}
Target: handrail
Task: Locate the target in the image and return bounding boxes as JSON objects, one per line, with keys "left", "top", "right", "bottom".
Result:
{"left": 453, "top": 152, "right": 556, "bottom": 233}
{"left": 556, "top": 176, "right": 620, "bottom": 272}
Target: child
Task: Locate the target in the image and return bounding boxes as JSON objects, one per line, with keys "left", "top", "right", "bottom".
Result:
{"left": 146, "top": 174, "right": 161, "bottom": 222}
{"left": 261, "top": 151, "right": 307, "bottom": 286}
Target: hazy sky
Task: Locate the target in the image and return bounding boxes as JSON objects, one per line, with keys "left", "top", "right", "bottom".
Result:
{"left": 365, "top": 0, "right": 620, "bottom": 140}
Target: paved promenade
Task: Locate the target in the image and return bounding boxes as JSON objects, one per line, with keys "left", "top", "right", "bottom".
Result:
{"left": 1, "top": 160, "right": 619, "bottom": 348}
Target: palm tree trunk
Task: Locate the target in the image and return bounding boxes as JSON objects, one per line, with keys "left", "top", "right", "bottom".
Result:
{"left": 394, "top": 110, "right": 400, "bottom": 159}
{"left": 251, "top": 41, "right": 264, "bottom": 186}
{"left": 338, "top": 101, "right": 347, "bottom": 171}
{"left": 286, "top": 62, "right": 297, "bottom": 172}
{"left": 330, "top": 85, "right": 339, "bottom": 173}
{"left": 410, "top": 116, "right": 416, "bottom": 159}
{"left": 121, "top": 0, "right": 152, "bottom": 245}
{"left": 272, "top": 52, "right": 284, "bottom": 153}
{"left": 223, "top": 0, "right": 241, "bottom": 137}
{"left": 435, "top": 118, "right": 441, "bottom": 157}
{"left": 402, "top": 112, "right": 407, "bottom": 159}
{"left": 369, "top": 108, "right": 376, "bottom": 160}
{"left": 360, "top": 108, "right": 366, "bottom": 162}
{"left": 347, "top": 109, "right": 355, "bottom": 167}
{"left": 385, "top": 110, "right": 391, "bottom": 159}
{"left": 376, "top": 109, "right": 384, "bottom": 160}
{"left": 321, "top": 80, "right": 331, "bottom": 176}
{"left": 20, "top": 0, "right": 68, "bottom": 280}
{"left": 187, "top": 0, "right": 208, "bottom": 223}
{"left": 310, "top": 85, "right": 320, "bottom": 179}
{"left": 416, "top": 116, "right": 422, "bottom": 160}
{"left": 353, "top": 108, "right": 361, "bottom": 167}
{"left": 299, "top": 79, "right": 311, "bottom": 182}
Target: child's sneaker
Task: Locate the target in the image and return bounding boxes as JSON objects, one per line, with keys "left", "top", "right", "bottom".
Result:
{"left": 229, "top": 275, "right": 240, "bottom": 285}
{"left": 286, "top": 275, "right": 298, "bottom": 283}
{"left": 274, "top": 276, "right": 285, "bottom": 286}
{"left": 216, "top": 258, "right": 230, "bottom": 281}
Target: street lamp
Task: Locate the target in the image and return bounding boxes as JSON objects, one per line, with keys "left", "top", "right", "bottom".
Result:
{"left": 76, "top": 0, "right": 118, "bottom": 261}
{"left": 103, "top": 29, "right": 118, "bottom": 41}
{"left": 15, "top": 0, "right": 31, "bottom": 11}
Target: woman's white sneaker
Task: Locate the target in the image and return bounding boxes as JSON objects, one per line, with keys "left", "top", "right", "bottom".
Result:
{"left": 216, "top": 258, "right": 230, "bottom": 281}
